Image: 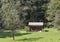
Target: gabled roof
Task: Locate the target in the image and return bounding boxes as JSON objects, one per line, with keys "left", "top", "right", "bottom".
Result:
{"left": 28, "top": 22, "right": 43, "bottom": 26}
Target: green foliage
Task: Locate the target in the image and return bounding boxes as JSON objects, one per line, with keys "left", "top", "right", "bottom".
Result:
{"left": 0, "top": 0, "right": 24, "bottom": 29}
{"left": 20, "top": 0, "right": 49, "bottom": 25}
{"left": 1, "top": 0, "right": 60, "bottom": 29}
{"left": 47, "top": 0, "right": 60, "bottom": 28}
{"left": 0, "top": 0, "right": 50, "bottom": 28}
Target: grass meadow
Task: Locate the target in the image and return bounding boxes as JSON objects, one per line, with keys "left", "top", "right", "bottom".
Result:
{"left": 0, "top": 28, "right": 60, "bottom": 42}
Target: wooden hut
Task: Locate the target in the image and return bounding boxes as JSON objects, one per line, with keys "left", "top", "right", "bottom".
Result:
{"left": 28, "top": 22, "right": 44, "bottom": 32}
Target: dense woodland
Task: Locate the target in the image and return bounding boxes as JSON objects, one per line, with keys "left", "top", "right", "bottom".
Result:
{"left": 0, "top": 0, "right": 60, "bottom": 30}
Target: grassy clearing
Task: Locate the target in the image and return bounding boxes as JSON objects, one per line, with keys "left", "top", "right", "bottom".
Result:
{"left": 0, "top": 28, "right": 60, "bottom": 42}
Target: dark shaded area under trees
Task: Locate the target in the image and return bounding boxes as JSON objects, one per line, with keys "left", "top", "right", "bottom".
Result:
{"left": 0, "top": 31, "right": 31, "bottom": 38}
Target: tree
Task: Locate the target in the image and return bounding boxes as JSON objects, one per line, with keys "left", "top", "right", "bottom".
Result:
{"left": 20, "top": 0, "right": 49, "bottom": 25}
{"left": 1, "top": 0, "right": 22, "bottom": 40}
{"left": 47, "top": 0, "right": 60, "bottom": 28}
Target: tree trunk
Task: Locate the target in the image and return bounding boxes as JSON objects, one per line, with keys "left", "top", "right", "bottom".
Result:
{"left": 12, "top": 30, "right": 15, "bottom": 40}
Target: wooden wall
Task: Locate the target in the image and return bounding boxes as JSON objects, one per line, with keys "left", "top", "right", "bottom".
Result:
{"left": 29, "top": 26, "right": 43, "bottom": 32}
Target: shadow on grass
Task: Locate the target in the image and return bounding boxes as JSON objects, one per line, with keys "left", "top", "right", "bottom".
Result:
{"left": 44, "top": 30, "right": 49, "bottom": 32}
{"left": 0, "top": 31, "right": 31, "bottom": 38}
{"left": 16, "top": 37, "right": 44, "bottom": 41}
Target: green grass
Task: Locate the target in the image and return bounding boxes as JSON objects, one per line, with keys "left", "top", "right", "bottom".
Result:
{"left": 0, "top": 28, "right": 60, "bottom": 42}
